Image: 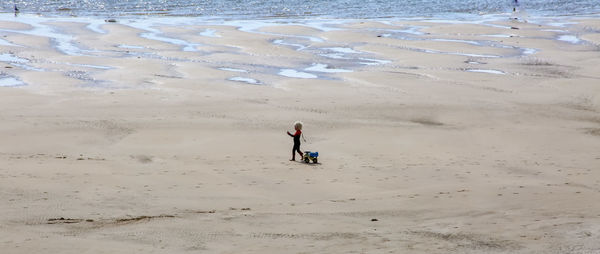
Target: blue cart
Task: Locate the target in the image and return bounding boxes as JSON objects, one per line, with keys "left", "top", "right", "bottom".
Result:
{"left": 303, "top": 151, "right": 319, "bottom": 163}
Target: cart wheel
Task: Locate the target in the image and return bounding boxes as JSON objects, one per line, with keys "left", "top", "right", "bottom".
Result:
{"left": 304, "top": 158, "right": 310, "bottom": 163}
{"left": 313, "top": 158, "right": 318, "bottom": 163}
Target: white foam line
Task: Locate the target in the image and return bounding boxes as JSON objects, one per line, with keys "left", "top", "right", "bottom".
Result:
{"left": 0, "top": 53, "right": 29, "bottom": 63}
{"left": 523, "top": 48, "right": 538, "bottom": 55}
{"left": 229, "top": 77, "right": 260, "bottom": 84}
{"left": 484, "top": 23, "right": 513, "bottom": 29}
{"left": 399, "top": 26, "right": 426, "bottom": 35}
{"left": 291, "top": 34, "right": 323, "bottom": 43}
{"left": 121, "top": 20, "right": 201, "bottom": 52}
{"left": 432, "top": 38, "right": 480, "bottom": 45}
{"left": 451, "top": 52, "right": 500, "bottom": 58}
{"left": 305, "top": 63, "right": 352, "bottom": 73}
{"left": 425, "top": 19, "right": 476, "bottom": 25}
{"left": 118, "top": 44, "right": 145, "bottom": 49}
{"left": 325, "top": 47, "right": 361, "bottom": 54}
{"left": 279, "top": 69, "right": 317, "bottom": 79}
{"left": 558, "top": 35, "right": 581, "bottom": 44}
{"left": 0, "top": 16, "right": 90, "bottom": 56}
{"left": 425, "top": 19, "right": 511, "bottom": 30}
{"left": 0, "top": 53, "right": 45, "bottom": 71}
{"left": 302, "top": 20, "right": 345, "bottom": 32}
{"left": 483, "top": 34, "right": 514, "bottom": 38}
{"left": 85, "top": 21, "right": 107, "bottom": 34}
{"left": 320, "top": 53, "right": 349, "bottom": 59}
{"left": 226, "top": 19, "right": 342, "bottom": 34}
{"left": 219, "top": 67, "right": 248, "bottom": 73}
{"left": 7, "top": 30, "right": 77, "bottom": 55}
{"left": 273, "top": 39, "right": 307, "bottom": 51}
{"left": 420, "top": 48, "right": 500, "bottom": 58}
{"left": 494, "top": 44, "right": 515, "bottom": 49}
{"left": 542, "top": 29, "right": 566, "bottom": 33}
{"left": 425, "top": 17, "right": 516, "bottom": 29}
{"left": 67, "top": 63, "right": 113, "bottom": 69}
{"left": 359, "top": 58, "right": 392, "bottom": 65}
{"left": 466, "top": 69, "right": 505, "bottom": 75}
{"left": 226, "top": 20, "right": 325, "bottom": 43}
{"left": 56, "top": 40, "right": 89, "bottom": 55}
{"left": 140, "top": 32, "right": 201, "bottom": 51}
{"left": 200, "top": 28, "right": 221, "bottom": 38}
{"left": 548, "top": 22, "right": 578, "bottom": 28}
{"left": 0, "top": 77, "right": 25, "bottom": 87}
{"left": 0, "top": 38, "right": 20, "bottom": 47}
{"left": 10, "top": 63, "right": 45, "bottom": 72}
{"left": 223, "top": 20, "right": 265, "bottom": 33}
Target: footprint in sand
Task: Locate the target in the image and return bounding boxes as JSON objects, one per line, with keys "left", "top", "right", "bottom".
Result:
{"left": 132, "top": 155, "right": 153, "bottom": 163}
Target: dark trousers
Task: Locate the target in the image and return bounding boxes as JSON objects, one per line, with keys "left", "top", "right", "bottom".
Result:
{"left": 292, "top": 143, "right": 303, "bottom": 160}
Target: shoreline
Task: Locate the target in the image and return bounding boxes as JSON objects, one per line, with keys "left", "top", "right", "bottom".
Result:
{"left": 2, "top": 2, "right": 600, "bottom": 21}
{"left": 0, "top": 13, "right": 598, "bottom": 90}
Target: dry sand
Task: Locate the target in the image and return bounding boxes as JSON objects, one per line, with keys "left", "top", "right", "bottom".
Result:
{"left": 1, "top": 14, "right": 600, "bottom": 253}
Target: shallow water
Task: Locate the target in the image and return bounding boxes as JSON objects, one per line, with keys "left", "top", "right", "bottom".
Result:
{"left": 4, "top": 0, "right": 600, "bottom": 19}
{"left": 229, "top": 77, "right": 260, "bottom": 85}
{"left": 279, "top": 69, "right": 318, "bottom": 79}
{"left": 0, "top": 76, "right": 25, "bottom": 87}
{"left": 466, "top": 69, "right": 506, "bottom": 75}
{"left": 558, "top": 35, "right": 581, "bottom": 44}
{"left": 0, "top": 8, "right": 593, "bottom": 89}
{"left": 305, "top": 64, "right": 352, "bottom": 73}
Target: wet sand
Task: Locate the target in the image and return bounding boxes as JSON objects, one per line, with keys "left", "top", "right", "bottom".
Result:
{"left": 1, "top": 13, "right": 600, "bottom": 253}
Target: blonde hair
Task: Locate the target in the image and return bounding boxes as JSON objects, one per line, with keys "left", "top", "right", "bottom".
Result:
{"left": 294, "top": 121, "right": 303, "bottom": 130}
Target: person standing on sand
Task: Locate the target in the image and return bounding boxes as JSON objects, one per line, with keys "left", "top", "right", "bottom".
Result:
{"left": 287, "top": 121, "right": 305, "bottom": 161}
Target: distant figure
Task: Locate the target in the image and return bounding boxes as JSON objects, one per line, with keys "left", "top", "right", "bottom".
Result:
{"left": 287, "top": 121, "right": 305, "bottom": 161}
{"left": 14, "top": 4, "right": 19, "bottom": 16}
{"left": 513, "top": 0, "right": 519, "bottom": 12}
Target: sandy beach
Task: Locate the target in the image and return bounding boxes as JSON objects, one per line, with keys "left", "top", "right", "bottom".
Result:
{"left": 1, "top": 13, "right": 600, "bottom": 253}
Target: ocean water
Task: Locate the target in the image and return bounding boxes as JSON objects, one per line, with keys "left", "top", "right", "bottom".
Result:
{"left": 3, "top": 0, "right": 600, "bottom": 19}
